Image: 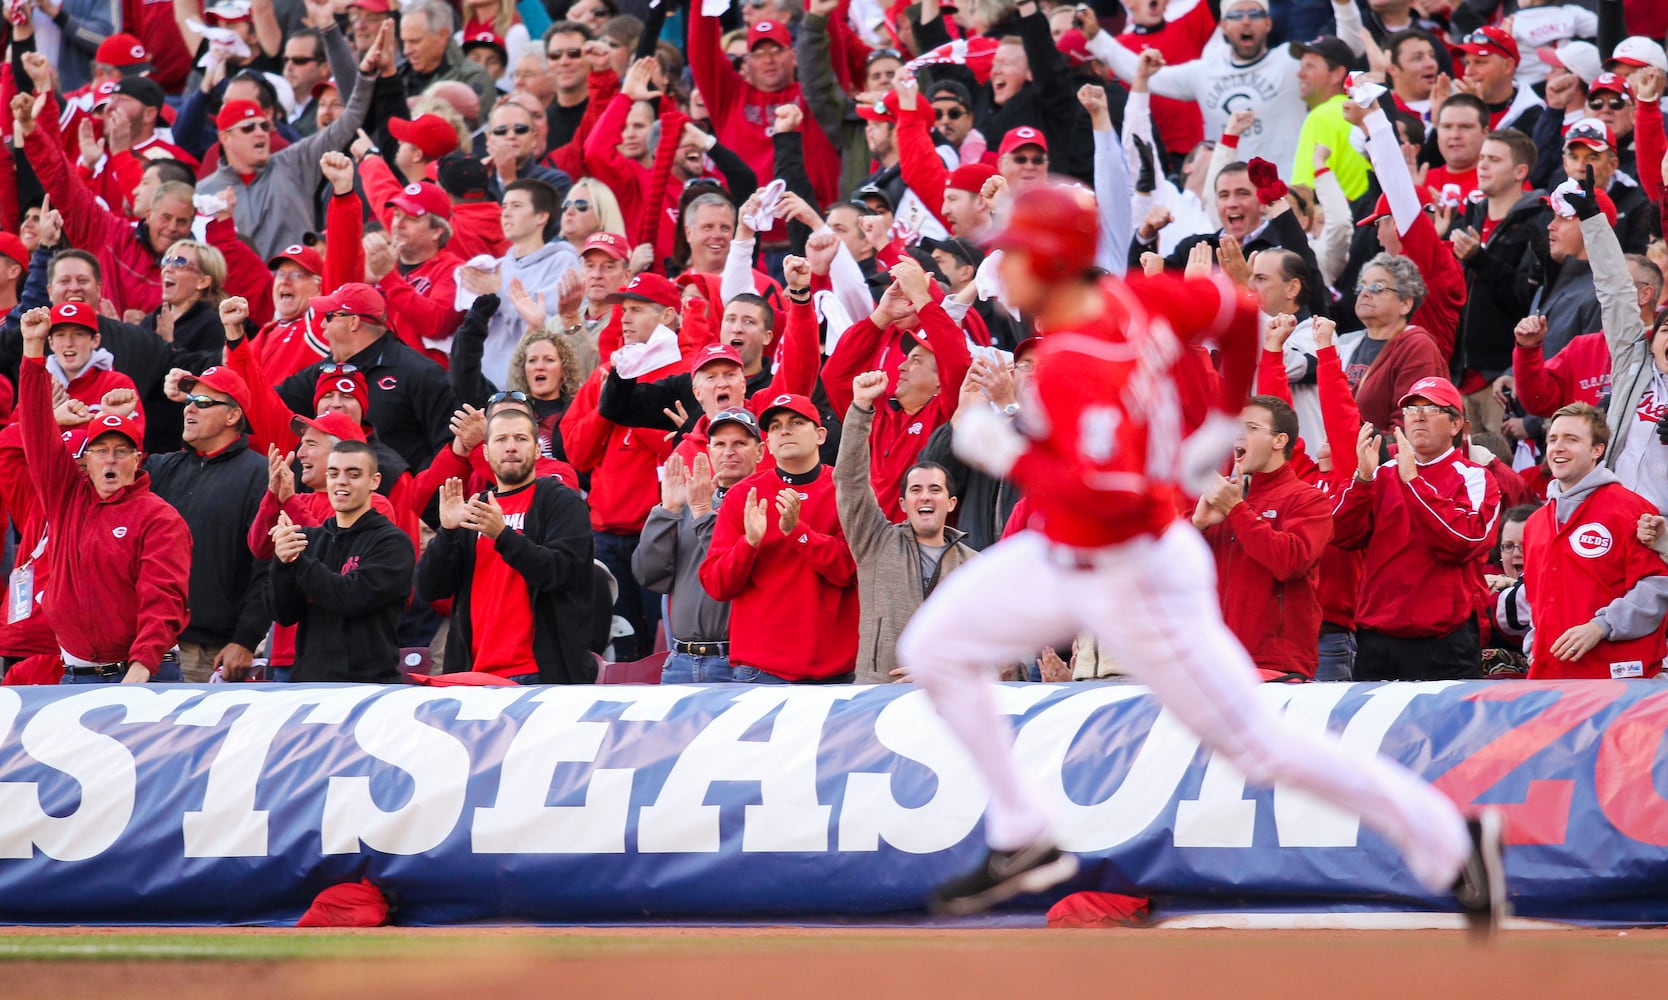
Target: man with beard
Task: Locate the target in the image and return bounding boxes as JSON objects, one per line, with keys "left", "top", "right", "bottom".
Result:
{"left": 837, "top": 370, "right": 976, "bottom": 684}
{"left": 419, "top": 407, "right": 596, "bottom": 683}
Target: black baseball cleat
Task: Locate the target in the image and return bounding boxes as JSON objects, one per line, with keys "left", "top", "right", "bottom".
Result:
{"left": 1452, "top": 809, "right": 1508, "bottom": 940}
{"left": 927, "top": 840, "right": 1079, "bottom": 917}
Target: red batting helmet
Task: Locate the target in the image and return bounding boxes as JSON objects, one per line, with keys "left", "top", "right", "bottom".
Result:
{"left": 984, "top": 185, "right": 1098, "bottom": 281}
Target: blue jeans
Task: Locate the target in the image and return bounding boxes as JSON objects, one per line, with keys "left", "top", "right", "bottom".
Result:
{"left": 60, "top": 659, "right": 182, "bottom": 684}
{"left": 1316, "top": 630, "right": 1357, "bottom": 682}
{"left": 730, "top": 664, "right": 792, "bottom": 684}
{"left": 661, "top": 651, "right": 735, "bottom": 684}
{"left": 593, "top": 530, "right": 662, "bottom": 661}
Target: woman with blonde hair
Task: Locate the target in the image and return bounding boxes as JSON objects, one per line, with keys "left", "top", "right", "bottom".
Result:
{"left": 558, "top": 177, "right": 627, "bottom": 244}
{"left": 145, "top": 239, "right": 230, "bottom": 353}
{"left": 506, "top": 328, "right": 581, "bottom": 461}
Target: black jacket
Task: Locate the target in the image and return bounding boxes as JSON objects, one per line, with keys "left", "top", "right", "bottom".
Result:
{"left": 920, "top": 421, "right": 1021, "bottom": 552}
{"left": 598, "top": 365, "right": 776, "bottom": 437}
{"left": 269, "top": 509, "right": 415, "bottom": 683}
{"left": 415, "top": 477, "right": 597, "bottom": 684}
{"left": 277, "top": 332, "right": 459, "bottom": 474}
{"left": 1134, "top": 209, "right": 1330, "bottom": 318}
{"left": 142, "top": 299, "right": 225, "bottom": 356}
{"left": 148, "top": 436, "right": 271, "bottom": 650}
{"left": 1457, "top": 192, "right": 1550, "bottom": 376}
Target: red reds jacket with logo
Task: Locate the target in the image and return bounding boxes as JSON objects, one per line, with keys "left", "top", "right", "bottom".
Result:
{"left": 1332, "top": 446, "right": 1502, "bottom": 638}
{"left": 1522, "top": 474, "right": 1667, "bottom": 679}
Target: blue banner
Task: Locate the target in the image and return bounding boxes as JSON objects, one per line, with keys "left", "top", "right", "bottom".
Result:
{"left": 0, "top": 680, "right": 1665, "bottom": 925}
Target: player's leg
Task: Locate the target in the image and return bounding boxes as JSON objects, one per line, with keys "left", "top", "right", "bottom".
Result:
{"left": 897, "top": 531, "right": 1082, "bottom": 913}
{"left": 1086, "top": 525, "right": 1479, "bottom": 897}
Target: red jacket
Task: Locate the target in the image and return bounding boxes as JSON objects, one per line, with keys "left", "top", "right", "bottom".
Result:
{"left": 19, "top": 358, "right": 191, "bottom": 669}
{"left": 1523, "top": 478, "right": 1666, "bottom": 679}
{"left": 699, "top": 464, "right": 858, "bottom": 680}
{"left": 1332, "top": 446, "right": 1502, "bottom": 638}
{"left": 0, "top": 423, "right": 55, "bottom": 658}
{"left": 1202, "top": 462, "right": 1333, "bottom": 677}
{"left": 561, "top": 358, "right": 679, "bottom": 533}
{"left": 447, "top": 200, "right": 510, "bottom": 261}
{"left": 375, "top": 250, "right": 465, "bottom": 368}
{"left": 122, "top": 0, "right": 191, "bottom": 92}
{"left": 1514, "top": 332, "right": 1611, "bottom": 416}
{"left": 85, "top": 135, "right": 201, "bottom": 217}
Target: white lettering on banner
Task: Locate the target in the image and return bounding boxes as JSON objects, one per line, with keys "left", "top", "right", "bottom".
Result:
{"left": 0, "top": 688, "right": 195, "bottom": 861}
{"left": 1172, "top": 684, "right": 1305, "bottom": 848}
{"left": 473, "top": 687, "right": 695, "bottom": 854}
{"left": 321, "top": 689, "right": 524, "bottom": 856}
{"left": 838, "top": 686, "right": 1051, "bottom": 854}
{"left": 1012, "top": 685, "right": 1180, "bottom": 853}
{"left": 638, "top": 688, "right": 853, "bottom": 853}
{"left": 178, "top": 688, "right": 380, "bottom": 858}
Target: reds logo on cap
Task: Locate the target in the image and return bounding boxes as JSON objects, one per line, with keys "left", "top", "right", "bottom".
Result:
{"left": 404, "top": 183, "right": 422, "bottom": 196}
{"left": 61, "top": 303, "right": 84, "bottom": 317}
{"left": 284, "top": 244, "right": 304, "bottom": 255}
{"left": 757, "top": 19, "right": 774, "bottom": 29}
{"left": 1015, "top": 127, "right": 1037, "bottom": 138}
{"left": 1571, "top": 522, "right": 1613, "bottom": 558}
{"left": 97, "top": 414, "right": 125, "bottom": 429}
{"left": 334, "top": 378, "right": 357, "bottom": 394}
{"left": 1410, "top": 378, "right": 1439, "bottom": 392}
{"left": 131, "top": 43, "right": 145, "bottom": 58}
{"left": 774, "top": 394, "right": 792, "bottom": 405}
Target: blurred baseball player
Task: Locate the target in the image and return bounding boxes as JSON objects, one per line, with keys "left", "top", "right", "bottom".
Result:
{"left": 898, "top": 185, "right": 1507, "bottom": 934}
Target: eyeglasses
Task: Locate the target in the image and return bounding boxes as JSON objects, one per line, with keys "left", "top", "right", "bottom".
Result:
{"left": 1007, "top": 153, "right": 1047, "bottom": 165}
{"left": 1012, "top": 359, "right": 1037, "bottom": 373}
{"left": 491, "top": 123, "right": 533, "bottom": 136}
{"left": 1354, "top": 281, "right": 1395, "bottom": 295}
{"left": 563, "top": 199, "right": 591, "bottom": 212}
{"left": 1223, "top": 9, "right": 1269, "bottom": 20}
{"left": 1587, "top": 96, "right": 1629, "bottom": 111}
{"left": 1499, "top": 542, "right": 1524, "bottom": 553}
{"left": 548, "top": 46, "right": 583, "bottom": 59}
{"left": 83, "top": 445, "right": 136, "bottom": 459}
{"left": 272, "top": 267, "right": 313, "bottom": 282}
{"left": 284, "top": 55, "right": 321, "bottom": 65}
{"left": 324, "top": 310, "right": 371, "bottom": 323}
{"left": 319, "top": 363, "right": 361, "bottom": 376}
{"left": 1401, "top": 404, "right": 1450, "bottom": 418}
{"left": 745, "top": 0, "right": 768, "bottom": 7}
{"left": 231, "top": 120, "right": 272, "bottom": 135}
{"left": 488, "top": 389, "right": 531, "bottom": 404}
{"left": 184, "top": 395, "right": 235, "bottom": 410}
{"left": 934, "top": 106, "right": 966, "bottom": 121}
{"left": 160, "top": 256, "right": 199, "bottom": 270}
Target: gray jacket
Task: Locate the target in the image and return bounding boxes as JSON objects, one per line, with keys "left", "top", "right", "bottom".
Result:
{"left": 1533, "top": 254, "right": 1603, "bottom": 361}
{"left": 632, "top": 490, "right": 731, "bottom": 645}
{"left": 1545, "top": 465, "right": 1668, "bottom": 641}
{"left": 1594, "top": 213, "right": 1655, "bottom": 467}
{"left": 480, "top": 241, "right": 581, "bottom": 388}
{"left": 198, "top": 68, "right": 375, "bottom": 259}
{"left": 836, "top": 403, "right": 976, "bottom": 683}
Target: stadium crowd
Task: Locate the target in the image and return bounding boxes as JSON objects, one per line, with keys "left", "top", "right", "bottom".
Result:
{"left": 0, "top": 0, "right": 1662, "bottom": 688}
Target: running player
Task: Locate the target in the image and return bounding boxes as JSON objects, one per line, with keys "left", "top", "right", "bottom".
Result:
{"left": 896, "top": 184, "right": 1507, "bottom": 934}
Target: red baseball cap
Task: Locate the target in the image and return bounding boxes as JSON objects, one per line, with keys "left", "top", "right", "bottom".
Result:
{"left": 385, "top": 180, "right": 453, "bottom": 221}
{"left": 1057, "top": 28, "right": 1091, "bottom": 66}
{"left": 605, "top": 273, "right": 680, "bottom": 309}
{"left": 314, "top": 368, "right": 371, "bottom": 416}
{"left": 1398, "top": 376, "right": 1464, "bottom": 412}
{"left": 49, "top": 301, "right": 98, "bottom": 333}
{"left": 94, "top": 32, "right": 150, "bottom": 68}
{"left": 1563, "top": 117, "right": 1617, "bottom": 152}
{"left": 92, "top": 81, "right": 117, "bottom": 110}
{"left": 748, "top": 20, "right": 792, "bottom": 50}
{"left": 204, "top": 0, "right": 252, "bottom": 23}
{"left": 291, "top": 410, "right": 367, "bottom": 443}
{"left": 180, "top": 365, "right": 251, "bottom": 413}
{"left": 690, "top": 343, "right": 744, "bottom": 374}
{"left": 1457, "top": 26, "right": 1519, "bottom": 63}
{"left": 1013, "top": 335, "right": 1043, "bottom": 364}
{"left": 0, "top": 232, "right": 28, "bottom": 268}
{"left": 757, "top": 392, "right": 822, "bottom": 429}
{"left": 947, "top": 161, "right": 999, "bottom": 195}
{"left": 462, "top": 29, "right": 508, "bottom": 58}
{"left": 388, "top": 115, "right": 459, "bottom": 161}
{"left": 998, "top": 126, "right": 1048, "bottom": 158}
{"left": 581, "top": 231, "right": 629, "bottom": 260}
{"left": 984, "top": 185, "right": 1096, "bottom": 278}
{"left": 72, "top": 410, "right": 145, "bottom": 456}
{"left": 216, "top": 100, "right": 266, "bottom": 131}
{"left": 268, "top": 243, "right": 324, "bottom": 277}
{"left": 312, "top": 77, "right": 340, "bottom": 100}
{"left": 1356, "top": 192, "right": 1401, "bottom": 228}
{"left": 309, "top": 282, "right": 386, "bottom": 323}
{"left": 1589, "top": 72, "right": 1632, "bottom": 98}
{"left": 347, "top": 0, "right": 390, "bottom": 10}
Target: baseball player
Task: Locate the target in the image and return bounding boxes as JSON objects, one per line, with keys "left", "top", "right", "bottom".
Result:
{"left": 897, "top": 185, "right": 1507, "bottom": 934}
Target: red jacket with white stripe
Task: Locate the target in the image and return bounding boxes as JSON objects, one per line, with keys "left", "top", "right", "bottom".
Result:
{"left": 1513, "top": 333, "right": 1611, "bottom": 416}
{"left": 1332, "top": 446, "right": 1502, "bottom": 637}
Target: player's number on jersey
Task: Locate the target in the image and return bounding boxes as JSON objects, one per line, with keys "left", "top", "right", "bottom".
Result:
{"left": 1078, "top": 405, "right": 1121, "bottom": 464}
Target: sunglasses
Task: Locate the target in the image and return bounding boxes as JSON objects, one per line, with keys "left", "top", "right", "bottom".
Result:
{"left": 184, "top": 395, "right": 235, "bottom": 410}
{"left": 319, "top": 363, "right": 360, "bottom": 375}
{"left": 488, "top": 389, "right": 531, "bottom": 404}
{"left": 284, "top": 55, "right": 321, "bottom": 65}
{"left": 547, "top": 46, "right": 583, "bottom": 59}
{"left": 231, "top": 120, "right": 272, "bottom": 135}
{"left": 491, "top": 123, "right": 533, "bottom": 136}
{"left": 160, "top": 256, "right": 199, "bottom": 270}
{"left": 1007, "top": 153, "right": 1047, "bottom": 165}
{"left": 1461, "top": 30, "right": 1498, "bottom": 46}
{"left": 1401, "top": 404, "right": 1451, "bottom": 418}
{"left": 868, "top": 47, "right": 902, "bottom": 63}
{"left": 1222, "top": 9, "right": 1268, "bottom": 20}
{"left": 1354, "top": 281, "right": 1394, "bottom": 295}
{"left": 934, "top": 106, "right": 966, "bottom": 121}
{"left": 1587, "top": 96, "right": 1629, "bottom": 111}
{"left": 563, "top": 199, "right": 591, "bottom": 212}
{"left": 324, "top": 310, "right": 375, "bottom": 323}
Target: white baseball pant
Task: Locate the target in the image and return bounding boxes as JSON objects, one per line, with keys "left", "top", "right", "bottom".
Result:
{"left": 895, "top": 523, "right": 1474, "bottom": 893}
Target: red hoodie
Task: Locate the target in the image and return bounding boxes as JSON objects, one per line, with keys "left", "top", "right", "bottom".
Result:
{"left": 1513, "top": 332, "right": 1611, "bottom": 416}
{"left": 699, "top": 463, "right": 858, "bottom": 680}
{"left": 19, "top": 358, "right": 192, "bottom": 670}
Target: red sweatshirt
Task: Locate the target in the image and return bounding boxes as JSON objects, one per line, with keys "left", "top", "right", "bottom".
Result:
{"left": 122, "top": 0, "right": 191, "bottom": 92}
{"left": 19, "top": 358, "right": 191, "bottom": 670}
{"left": 0, "top": 423, "right": 55, "bottom": 659}
{"left": 1397, "top": 213, "right": 1465, "bottom": 363}
{"left": 376, "top": 251, "right": 465, "bottom": 368}
{"left": 1332, "top": 446, "right": 1501, "bottom": 638}
{"left": 1523, "top": 480, "right": 1666, "bottom": 679}
{"left": 699, "top": 464, "right": 859, "bottom": 680}
{"left": 1513, "top": 332, "right": 1611, "bottom": 416}
{"left": 561, "top": 358, "right": 679, "bottom": 533}
{"left": 1201, "top": 462, "right": 1333, "bottom": 677}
